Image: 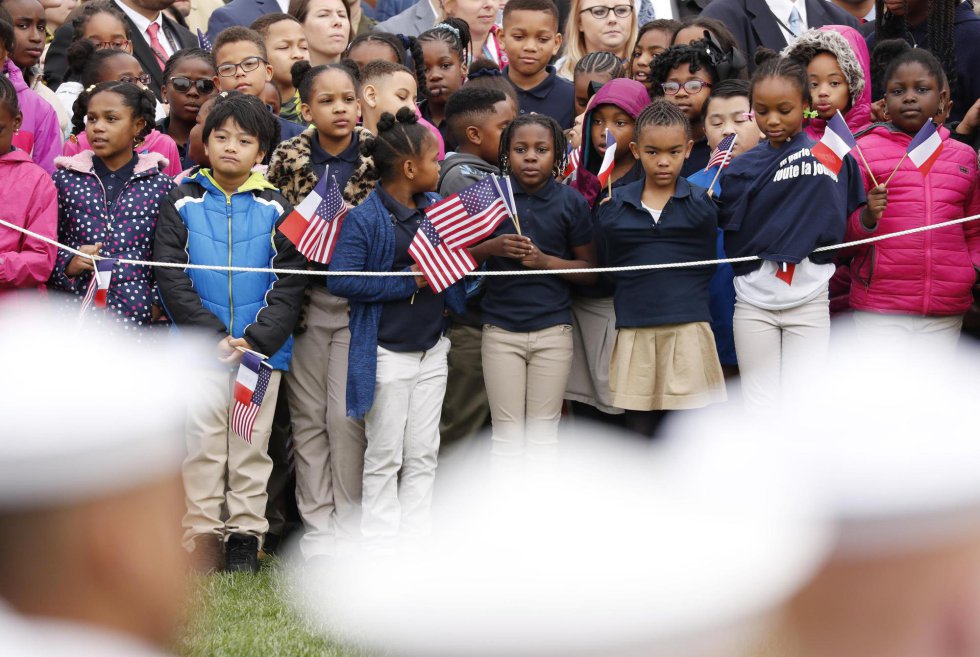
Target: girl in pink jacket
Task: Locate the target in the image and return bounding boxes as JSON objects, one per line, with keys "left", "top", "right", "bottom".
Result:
{"left": 848, "top": 42, "right": 980, "bottom": 350}
{"left": 0, "top": 75, "right": 56, "bottom": 294}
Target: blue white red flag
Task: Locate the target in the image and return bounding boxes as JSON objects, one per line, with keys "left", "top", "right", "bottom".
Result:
{"left": 423, "top": 176, "right": 509, "bottom": 249}
{"left": 596, "top": 129, "right": 617, "bottom": 187}
{"left": 705, "top": 134, "right": 737, "bottom": 170}
{"left": 232, "top": 351, "right": 272, "bottom": 444}
{"left": 279, "top": 172, "right": 348, "bottom": 264}
{"left": 906, "top": 119, "right": 943, "bottom": 176}
{"left": 80, "top": 257, "right": 116, "bottom": 314}
{"left": 810, "top": 111, "right": 857, "bottom": 175}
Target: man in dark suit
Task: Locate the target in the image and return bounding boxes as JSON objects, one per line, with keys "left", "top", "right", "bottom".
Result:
{"left": 44, "top": 0, "right": 196, "bottom": 99}
{"left": 207, "top": 0, "right": 276, "bottom": 42}
{"left": 700, "top": 0, "right": 860, "bottom": 72}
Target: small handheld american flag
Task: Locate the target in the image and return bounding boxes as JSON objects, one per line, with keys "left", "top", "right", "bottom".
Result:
{"left": 705, "top": 134, "right": 737, "bottom": 171}
{"left": 279, "top": 173, "right": 348, "bottom": 264}
{"left": 79, "top": 257, "right": 117, "bottom": 314}
{"left": 408, "top": 215, "right": 477, "bottom": 293}
{"left": 562, "top": 145, "right": 580, "bottom": 184}
{"left": 423, "top": 176, "right": 510, "bottom": 249}
{"left": 231, "top": 351, "right": 273, "bottom": 444}
{"left": 197, "top": 29, "right": 213, "bottom": 52}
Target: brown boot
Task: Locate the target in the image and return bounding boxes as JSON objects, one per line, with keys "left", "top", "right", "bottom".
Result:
{"left": 189, "top": 534, "right": 224, "bottom": 574}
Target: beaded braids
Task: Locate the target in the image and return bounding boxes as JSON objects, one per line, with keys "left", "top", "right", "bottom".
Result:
{"left": 574, "top": 51, "right": 626, "bottom": 79}
{"left": 750, "top": 48, "right": 810, "bottom": 105}
{"left": 418, "top": 17, "right": 472, "bottom": 68}
{"left": 360, "top": 106, "right": 435, "bottom": 182}
{"left": 873, "top": 0, "right": 956, "bottom": 103}
{"left": 498, "top": 114, "right": 568, "bottom": 178}
{"left": 70, "top": 81, "right": 157, "bottom": 140}
{"left": 635, "top": 98, "right": 691, "bottom": 139}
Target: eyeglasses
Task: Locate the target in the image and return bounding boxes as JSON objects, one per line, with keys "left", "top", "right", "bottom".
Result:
{"left": 579, "top": 4, "right": 632, "bottom": 19}
{"left": 118, "top": 73, "right": 152, "bottom": 85}
{"left": 660, "top": 79, "right": 712, "bottom": 95}
{"left": 92, "top": 39, "right": 131, "bottom": 50}
{"left": 169, "top": 76, "right": 216, "bottom": 94}
{"left": 216, "top": 56, "right": 267, "bottom": 78}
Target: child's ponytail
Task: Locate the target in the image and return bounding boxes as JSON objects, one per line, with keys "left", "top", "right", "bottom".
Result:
{"left": 750, "top": 48, "right": 809, "bottom": 105}
{"left": 361, "top": 106, "right": 433, "bottom": 181}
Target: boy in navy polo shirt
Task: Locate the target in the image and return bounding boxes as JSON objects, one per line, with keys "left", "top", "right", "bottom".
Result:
{"left": 499, "top": 0, "right": 576, "bottom": 130}
{"left": 597, "top": 100, "right": 726, "bottom": 438}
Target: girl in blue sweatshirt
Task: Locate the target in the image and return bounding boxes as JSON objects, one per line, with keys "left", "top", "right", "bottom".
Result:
{"left": 596, "top": 101, "right": 726, "bottom": 438}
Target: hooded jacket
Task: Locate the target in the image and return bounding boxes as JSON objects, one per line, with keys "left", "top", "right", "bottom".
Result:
{"left": 437, "top": 151, "right": 500, "bottom": 196}
{"left": 49, "top": 150, "right": 173, "bottom": 326}
{"left": 153, "top": 168, "right": 307, "bottom": 371}
{"left": 0, "top": 148, "right": 57, "bottom": 292}
{"left": 4, "top": 60, "right": 62, "bottom": 175}
{"left": 64, "top": 130, "right": 183, "bottom": 180}
{"left": 783, "top": 25, "right": 872, "bottom": 140}
{"left": 846, "top": 123, "right": 980, "bottom": 316}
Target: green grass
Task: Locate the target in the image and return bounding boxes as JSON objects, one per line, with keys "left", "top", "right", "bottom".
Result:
{"left": 177, "top": 557, "right": 366, "bottom": 657}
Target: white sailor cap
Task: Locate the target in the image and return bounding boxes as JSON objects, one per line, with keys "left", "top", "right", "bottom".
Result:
{"left": 297, "top": 430, "right": 831, "bottom": 657}
{"left": 0, "top": 301, "right": 198, "bottom": 510}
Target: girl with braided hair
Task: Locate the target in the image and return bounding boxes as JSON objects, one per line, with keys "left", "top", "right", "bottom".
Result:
{"left": 49, "top": 80, "right": 174, "bottom": 328}
{"left": 418, "top": 17, "right": 470, "bottom": 150}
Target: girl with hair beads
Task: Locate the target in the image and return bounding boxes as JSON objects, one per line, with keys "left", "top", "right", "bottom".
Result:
{"left": 267, "top": 60, "right": 373, "bottom": 557}
{"left": 61, "top": 40, "right": 181, "bottom": 178}
{"left": 597, "top": 101, "right": 726, "bottom": 437}
{"left": 719, "top": 51, "right": 873, "bottom": 411}
{"left": 329, "top": 107, "right": 465, "bottom": 545}
{"left": 468, "top": 114, "right": 595, "bottom": 456}
{"left": 48, "top": 81, "right": 173, "bottom": 328}
{"left": 418, "top": 18, "right": 470, "bottom": 151}
{"left": 158, "top": 48, "right": 217, "bottom": 170}
{"left": 847, "top": 41, "right": 980, "bottom": 350}
{"left": 573, "top": 51, "right": 624, "bottom": 116}
{"left": 0, "top": 74, "right": 57, "bottom": 294}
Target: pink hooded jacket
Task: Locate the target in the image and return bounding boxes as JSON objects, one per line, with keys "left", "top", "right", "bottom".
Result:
{"left": 4, "top": 60, "right": 62, "bottom": 175}
{"left": 64, "top": 129, "right": 182, "bottom": 179}
{"left": 846, "top": 124, "right": 980, "bottom": 316}
{"left": 0, "top": 148, "right": 58, "bottom": 292}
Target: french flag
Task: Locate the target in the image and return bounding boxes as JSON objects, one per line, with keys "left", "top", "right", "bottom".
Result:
{"left": 810, "top": 111, "right": 856, "bottom": 175}
{"left": 907, "top": 119, "right": 943, "bottom": 176}
{"left": 79, "top": 257, "right": 117, "bottom": 313}
{"left": 596, "top": 129, "right": 617, "bottom": 188}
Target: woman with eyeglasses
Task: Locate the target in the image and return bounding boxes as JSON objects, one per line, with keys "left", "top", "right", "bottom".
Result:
{"left": 60, "top": 39, "right": 183, "bottom": 178}
{"left": 158, "top": 48, "right": 217, "bottom": 169}
{"left": 555, "top": 0, "right": 637, "bottom": 81}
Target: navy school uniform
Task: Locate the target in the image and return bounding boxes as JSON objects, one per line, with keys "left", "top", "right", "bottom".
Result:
{"left": 481, "top": 176, "right": 594, "bottom": 331}
{"left": 596, "top": 177, "right": 718, "bottom": 328}
{"left": 309, "top": 130, "right": 360, "bottom": 191}
{"left": 92, "top": 154, "right": 138, "bottom": 207}
{"left": 505, "top": 65, "right": 576, "bottom": 130}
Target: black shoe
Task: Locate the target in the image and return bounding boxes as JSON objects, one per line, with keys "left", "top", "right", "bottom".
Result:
{"left": 225, "top": 534, "right": 259, "bottom": 574}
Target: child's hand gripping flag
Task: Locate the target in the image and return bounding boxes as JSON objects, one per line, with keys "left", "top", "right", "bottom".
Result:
{"left": 906, "top": 119, "right": 943, "bottom": 176}
{"left": 279, "top": 173, "right": 348, "bottom": 265}
{"left": 79, "top": 257, "right": 117, "bottom": 314}
{"left": 232, "top": 350, "right": 273, "bottom": 444}
{"left": 596, "top": 129, "right": 617, "bottom": 188}
{"left": 810, "top": 111, "right": 857, "bottom": 175}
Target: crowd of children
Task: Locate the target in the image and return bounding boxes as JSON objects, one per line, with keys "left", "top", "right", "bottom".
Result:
{"left": 1, "top": 0, "right": 979, "bottom": 572}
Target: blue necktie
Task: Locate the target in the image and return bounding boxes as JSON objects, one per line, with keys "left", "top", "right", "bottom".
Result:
{"left": 638, "top": 0, "right": 655, "bottom": 27}
{"left": 788, "top": 5, "right": 803, "bottom": 37}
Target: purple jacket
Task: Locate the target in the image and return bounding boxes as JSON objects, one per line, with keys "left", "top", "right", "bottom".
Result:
{"left": 0, "top": 148, "right": 57, "bottom": 292}
{"left": 49, "top": 150, "right": 174, "bottom": 327}
{"left": 4, "top": 60, "right": 62, "bottom": 175}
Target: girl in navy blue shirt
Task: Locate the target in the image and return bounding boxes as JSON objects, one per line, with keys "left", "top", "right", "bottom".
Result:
{"left": 597, "top": 101, "right": 727, "bottom": 438}
{"left": 719, "top": 51, "right": 870, "bottom": 412}
{"left": 470, "top": 115, "right": 595, "bottom": 457}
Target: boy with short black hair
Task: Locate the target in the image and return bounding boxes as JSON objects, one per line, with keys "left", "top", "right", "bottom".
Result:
{"left": 211, "top": 26, "right": 304, "bottom": 140}
{"left": 499, "top": 0, "right": 575, "bottom": 131}
{"left": 153, "top": 92, "right": 307, "bottom": 574}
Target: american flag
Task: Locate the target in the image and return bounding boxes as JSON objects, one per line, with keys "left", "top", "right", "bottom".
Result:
{"left": 197, "top": 29, "right": 213, "bottom": 52}
{"left": 231, "top": 351, "right": 272, "bottom": 444}
{"left": 562, "top": 145, "right": 580, "bottom": 184}
{"left": 278, "top": 175, "right": 347, "bottom": 264}
{"left": 423, "top": 176, "right": 509, "bottom": 249}
{"left": 79, "top": 257, "right": 117, "bottom": 314}
{"left": 408, "top": 215, "right": 477, "bottom": 293}
{"left": 705, "top": 134, "right": 737, "bottom": 170}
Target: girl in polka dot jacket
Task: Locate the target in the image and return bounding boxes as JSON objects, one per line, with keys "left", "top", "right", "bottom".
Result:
{"left": 48, "top": 81, "right": 173, "bottom": 328}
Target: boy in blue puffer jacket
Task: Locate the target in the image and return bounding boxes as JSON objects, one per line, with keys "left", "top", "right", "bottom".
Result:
{"left": 153, "top": 93, "right": 306, "bottom": 574}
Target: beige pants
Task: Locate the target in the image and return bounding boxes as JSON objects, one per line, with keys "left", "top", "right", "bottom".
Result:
{"left": 439, "top": 323, "right": 491, "bottom": 444}
{"left": 482, "top": 324, "right": 573, "bottom": 456}
{"left": 287, "top": 286, "right": 366, "bottom": 558}
{"left": 853, "top": 311, "right": 963, "bottom": 354}
{"left": 182, "top": 366, "right": 282, "bottom": 550}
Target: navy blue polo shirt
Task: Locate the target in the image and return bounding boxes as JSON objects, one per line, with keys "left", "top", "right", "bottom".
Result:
{"left": 310, "top": 131, "right": 360, "bottom": 190}
{"left": 505, "top": 65, "right": 576, "bottom": 130}
{"left": 92, "top": 154, "right": 138, "bottom": 207}
{"left": 481, "top": 176, "right": 594, "bottom": 332}
{"left": 597, "top": 177, "right": 718, "bottom": 328}
{"left": 375, "top": 184, "right": 447, "bottom": 353}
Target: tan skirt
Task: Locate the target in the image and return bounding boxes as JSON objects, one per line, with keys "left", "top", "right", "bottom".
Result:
{"left": 564, "top": 296, "right": 623, "bottom": 414}
{"left": 609, "top": 322, "right": 727, "bottom": 411}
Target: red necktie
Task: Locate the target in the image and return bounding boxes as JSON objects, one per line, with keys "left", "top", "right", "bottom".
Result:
{"left": 146, "top": 22, "right": 167, "bottom": 71}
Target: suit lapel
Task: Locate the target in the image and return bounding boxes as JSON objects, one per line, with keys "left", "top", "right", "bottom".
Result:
{"left": 122, "top": 14, "right": 165, "bottom": 92}
{"left": 414, "top": 0, "right": 435, "bottom": 35}
{"left": 746, "top": 0, "right": 787, "bottom": 50}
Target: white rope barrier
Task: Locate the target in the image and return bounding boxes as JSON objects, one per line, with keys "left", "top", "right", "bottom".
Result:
{"left": 2, "top": 214, "right": 978, "bottom": 277}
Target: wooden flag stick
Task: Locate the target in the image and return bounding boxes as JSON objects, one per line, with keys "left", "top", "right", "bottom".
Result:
{"left": 492, "top": 174, "right": 522, "bottom": 235}
{"left": 607, "top": 175, "right": 613, "bottom": 201}
{"left": 853, "top": 142, "right": 880, "bottom": 188}
{"left": 883, "top": 152, "right": 908, "bottom": 188}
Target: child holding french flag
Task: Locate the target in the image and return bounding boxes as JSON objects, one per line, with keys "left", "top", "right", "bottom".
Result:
{"left": 845, "top": 41, "right": 980, "bottom": 350}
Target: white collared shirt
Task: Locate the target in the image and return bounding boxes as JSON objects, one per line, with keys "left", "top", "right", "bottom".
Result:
{"left": 766, "top": 0, "right": 808, "bottom": 44}
{"left": 113, "top": 0, "right": 175, "bottom": 59}
{"left": 650, "top": 0, "right": 675, "bottom": 19}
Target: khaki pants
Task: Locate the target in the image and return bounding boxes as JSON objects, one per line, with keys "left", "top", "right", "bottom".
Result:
{"left": 182, "top": 366, "right": 282, "bottom": 550}
{"left": 287, "top": 286, "right": 366, "bottom": 558}
{"left": 733, "top": 290, "right": 829, "bottom": 413}
{"left": 439, "top": 323, "right": 491, "bottom": 444}
{"left": 853, "top": 311, "right": 963, "bottom": 354}
{"left": 482, "top": 324, "right": 573, "bottom": 457}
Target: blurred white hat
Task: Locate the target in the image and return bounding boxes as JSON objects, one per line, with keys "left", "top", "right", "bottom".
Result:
{"left": 0, "top": 301, "right": 199, "bottom": 510}
{"left": 297, "top": 431, "right": 831, "bottom": 657}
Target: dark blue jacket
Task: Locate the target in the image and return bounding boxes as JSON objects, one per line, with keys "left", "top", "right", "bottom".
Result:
{"left": 597, "top": 178, "right": 717, "bottom": 328}
{"left": 328, "top": 189, "right": 466, "bottom": 418}
{"left": 207, "top": 0, "right": 275, "bottom": 41}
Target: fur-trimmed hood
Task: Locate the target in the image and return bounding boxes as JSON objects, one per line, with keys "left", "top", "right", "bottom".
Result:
{"left": 783, "top": 26, "right": 869, "bottom": 110}
{"left": 54, "top": 149, "right": 170, "bottom": 176}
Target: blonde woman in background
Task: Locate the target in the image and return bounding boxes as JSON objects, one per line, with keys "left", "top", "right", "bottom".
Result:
{"left": 556, "top": 0, "right": 636, "bottom": 81}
